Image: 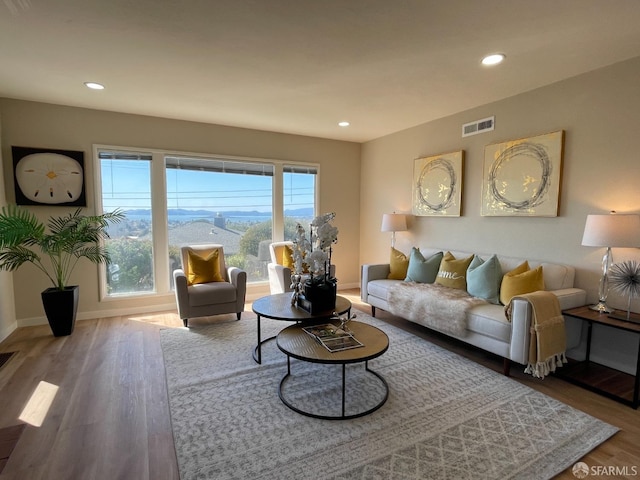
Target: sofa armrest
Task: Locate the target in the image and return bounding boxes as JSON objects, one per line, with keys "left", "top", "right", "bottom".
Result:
{"left": 508, "top": 288, "right": 587, "bottom": 364}
{"left": 508, "top": 298, "right": 533, "bottom": 365}
{"left": 360, "top": 264, "right": 391, "bottom": 301}
{"left": 552, "top": 288, "right": 587, "bottom": 310}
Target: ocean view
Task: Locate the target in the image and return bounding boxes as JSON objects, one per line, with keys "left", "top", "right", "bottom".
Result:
{"left": 123, "top": 208, "right": 314, "bottom": 224}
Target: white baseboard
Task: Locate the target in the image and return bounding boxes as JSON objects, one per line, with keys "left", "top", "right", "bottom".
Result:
{"left": 13, "top": 283, "right": 361, "bottom": 330}
{"left": 0, "top": 320, "right": 18, "bottom": 343}
{"left": 17, "top": 302, "right": 179, "bottom": 328}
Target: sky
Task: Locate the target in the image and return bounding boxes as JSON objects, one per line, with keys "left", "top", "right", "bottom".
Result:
{"left": 100, "top": 159, "right": 314, "bottom": 213}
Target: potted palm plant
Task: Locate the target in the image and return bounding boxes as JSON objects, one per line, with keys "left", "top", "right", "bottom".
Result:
{"left": 0, "top": 204, "right": 124, "bottom": 336}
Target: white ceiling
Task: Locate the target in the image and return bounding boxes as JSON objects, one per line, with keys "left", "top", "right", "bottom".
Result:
{"left": 2, "top": 1, "right": 640, "bottom": 143}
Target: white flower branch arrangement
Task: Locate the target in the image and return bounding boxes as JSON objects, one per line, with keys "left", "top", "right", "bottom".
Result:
{"left": 609, "top": 260, "right": 640, "bottom": 321}
{"left": 289, "top": 213, "right": 339, "bottom": 307}
{"left": 291, "top": 212, "right": 338, "bottom": 282}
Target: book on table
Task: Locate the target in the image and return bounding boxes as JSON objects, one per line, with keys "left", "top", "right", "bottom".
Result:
{"left": 302, "top": 324, "right": 364, "bottom": 352}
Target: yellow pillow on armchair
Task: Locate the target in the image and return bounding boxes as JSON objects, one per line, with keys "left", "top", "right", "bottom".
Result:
{"left": 187, "top": 249, "right": 224, "bottom": 285}
{"left": 282, "top": 245, "right": 295, "bottom": 269}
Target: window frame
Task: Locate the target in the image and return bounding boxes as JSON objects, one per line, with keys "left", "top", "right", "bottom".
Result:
{"left": 93, "top": 144, "right": 319, "bottom": 301}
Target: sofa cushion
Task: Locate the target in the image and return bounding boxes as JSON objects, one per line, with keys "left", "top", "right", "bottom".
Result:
{"left": 466, "top": 304, "right": 512, "bottom": 342}
{"left": 188, "top": 281, "right": 237, "bottom": 306}
{"left": 187, "top": 249, "right": 224, "bottom": 285}
{"left": 405, "top": 248, "right": 443, "bottom": 283}
{"left": 467, "top": 254, "right": 502, "bottom": 304}
{"left": 368, "top": 279, "right": 399, "bottom": 300}
{"left": 435, "top": 252, "right": 474, "bottom": 290}
{"left": 500, "top": 263, "right": 545, "bottom": 305}
{"left": 388, "top": 247, "right": 409, "bottom": 280}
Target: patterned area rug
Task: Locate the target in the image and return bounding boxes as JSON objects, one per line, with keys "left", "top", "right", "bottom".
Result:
{"left": 160, "top": 313, "right": 617, "bottom": 480}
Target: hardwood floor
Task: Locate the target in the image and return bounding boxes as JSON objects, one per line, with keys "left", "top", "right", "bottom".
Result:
{"left": 0, "top": 289, "right": 637, "bottom": 479}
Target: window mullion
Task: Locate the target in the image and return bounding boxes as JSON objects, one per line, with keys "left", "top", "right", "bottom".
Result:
{"left": 272, "top": 163, "right": 284, "bottom": 242}
{"left": 153, "top": 152, "right": 170, "bottom": 293}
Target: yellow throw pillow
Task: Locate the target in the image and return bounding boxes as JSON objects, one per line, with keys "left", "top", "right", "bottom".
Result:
{"left": 187, "top": 249, "right": 224, "bottom": 285}
{"left": 500, "top": 263, "right": 545, "bottom": 305}
{"left": 282, "top": 245, "right": 295, "bottom": 269}
{"left": 282, "top": 244, "right": 309, "bottom": 273}
{"left": 388, "top": 247, "right": 409, "bottom": 280}
{"left": 435, "top": 252, "right": 474, "bottom": 290}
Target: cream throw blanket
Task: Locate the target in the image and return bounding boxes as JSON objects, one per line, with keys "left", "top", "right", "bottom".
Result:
{"left": 506, "top": 291, "right": 567, "bottom": 379}
{"left": 387, "top": 282, "right": 487, "bottom": 336}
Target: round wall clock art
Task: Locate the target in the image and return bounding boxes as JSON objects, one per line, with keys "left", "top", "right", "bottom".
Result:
{"left": 12, "top": 146, "right": 86, "bottom": 206}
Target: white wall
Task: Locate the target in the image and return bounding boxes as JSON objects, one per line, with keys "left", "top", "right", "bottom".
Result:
{"left": 360, "top": 56, "right": 640, "bottom": 373}
{"left": 0, "top": 100, "right": 361, "bottom": 327}
{"left": 0, "top": 114, "right": 17, "bottom": 341}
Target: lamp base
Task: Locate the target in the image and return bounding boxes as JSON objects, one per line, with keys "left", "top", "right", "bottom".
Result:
{"left": 589, "top": 301, "right": 613, "bottom": 314}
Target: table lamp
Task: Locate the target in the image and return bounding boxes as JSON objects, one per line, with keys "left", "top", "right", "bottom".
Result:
{"left": 581, "top": 211, "right": 640, "bottom": 313}
{"left": 381, "top": 213, "right": 408, "bottom": 248}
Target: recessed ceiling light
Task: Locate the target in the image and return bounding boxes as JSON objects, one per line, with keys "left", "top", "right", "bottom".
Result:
{"left": 84, "top": 82, "right": 105, "bottom": 90}
{"left": 481, "top": 54, "right": 506, "bottom": 66}
{"left": 338, "top": 121, "right": 350, "bottom": 127}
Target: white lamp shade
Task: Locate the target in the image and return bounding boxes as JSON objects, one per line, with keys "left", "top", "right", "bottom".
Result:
{"left": 381, "top": 213, "right": 408, "bottom": 232}
{"left": 581, "top": 214, "right": 640, "bottom": 247}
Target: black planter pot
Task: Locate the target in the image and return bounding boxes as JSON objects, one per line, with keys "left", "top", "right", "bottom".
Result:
{"left": 297, "top": 278, "right": 337, "bottom": 314}
{"left": 41, "top": 286, "right": 79, "bottom": 337}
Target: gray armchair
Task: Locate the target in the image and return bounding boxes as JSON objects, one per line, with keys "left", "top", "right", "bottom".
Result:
{"left": 173, "top": 244, "right": 247, "bottom": 327}
{"left": 267, "top": 241, "right": 336, "bottom": 294}
{"left": 267, "top": 241, "right": 295, "bottom": 294}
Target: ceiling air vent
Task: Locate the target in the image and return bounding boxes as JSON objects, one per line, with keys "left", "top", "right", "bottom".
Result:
{"left": 462, "top": 116, "right": 495, "bottom": 137}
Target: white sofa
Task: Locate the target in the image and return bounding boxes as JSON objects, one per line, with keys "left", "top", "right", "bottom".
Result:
{"left": 361, "top": 248, "right": 587, "bottom": 375}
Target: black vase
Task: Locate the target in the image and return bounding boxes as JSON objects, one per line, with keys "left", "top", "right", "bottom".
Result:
{"left": 300, "top": 278, "right": 337, "bottom": 313}
{"left": 41, "top": 286, "right": 79, "bottom": 337}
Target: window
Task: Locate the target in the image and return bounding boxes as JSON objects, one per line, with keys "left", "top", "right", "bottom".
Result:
{"left": 96, "top": 146, "right": 318, "bottom": 298}
{"left": 166, "top": 156, "right": 274, "bottom": 284}
{"left": 283, "top": 165, "right": 317, "bottom": 240}
{"left": 99, "top": 151, "right": 155, "bottom": 295}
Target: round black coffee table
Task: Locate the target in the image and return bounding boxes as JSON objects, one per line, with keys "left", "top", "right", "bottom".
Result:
{"left": 252, "top": 293, "right": 351, "bottom": 364}
{"left": 276, "top": 320, "right": 389, "bottom": 420}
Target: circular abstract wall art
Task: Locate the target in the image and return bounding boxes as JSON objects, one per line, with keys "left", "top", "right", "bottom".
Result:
{"left": 487, "top": 142, "right": 551, "bottom": 211}
{"left": 482, "top": 131, "right": 564, "bottom": 217}
{"left": 417, "top": 158, "right": 456, "bottom": 212}
{"left": 413, "top": 151, "right": 463, "bottom": 217}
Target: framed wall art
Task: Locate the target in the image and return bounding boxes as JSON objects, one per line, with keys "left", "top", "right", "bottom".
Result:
{"left": 412, "top": 150, "right": 464, "bottom": 216}
{"left": 481, "top": 130, "right": 564, "bottom": 217}
{"left": 12, "top": 146, "right": 86, "bottom": 206}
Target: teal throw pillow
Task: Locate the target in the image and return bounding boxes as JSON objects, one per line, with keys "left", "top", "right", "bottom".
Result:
{"left": 467, "top": 254, "right": 503, "bottom": 304}
{"left": 405, "top": 248, "right": 443, "bottom": 283}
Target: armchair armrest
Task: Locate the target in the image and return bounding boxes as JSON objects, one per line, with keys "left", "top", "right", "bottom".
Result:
{"left": 227, "top": 266, "right": 246, "bottom": 287}
{"left": 228, "top": 267, "right": 247, "bottom": 310}
{"left": 173, "top": 269, "right": 189, "bottom": 319}
{"left": 268, "top": 263, "right": 292, "bottom": 294}
{"left": 360, "top": 264, "right": 391, "bottom": 302}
